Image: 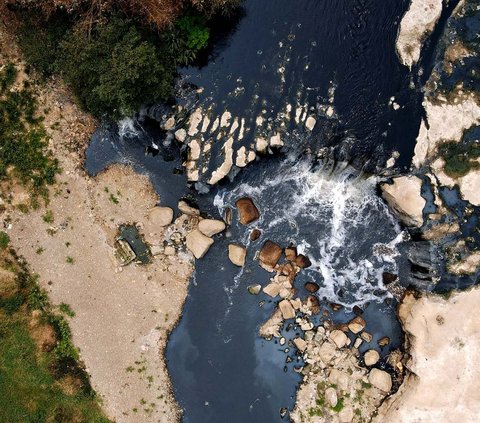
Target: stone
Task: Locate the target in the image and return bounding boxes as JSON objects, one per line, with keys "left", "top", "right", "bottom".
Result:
{"left": 368, "top": 368, "right": 392, "bottom": 392}
{"left": 382, "top": 271, "right": 398, "bottom": 285}
{"left": 247, "top": 284, "right": 261, "bottom": 295}
{"left": 279, "top": 337, "right": 286, "bottom": 346}
{"left": 348, "top": 316, "right": 366, "bottom": 334}
{"left": 339, "top": 407, "right": 354, "bottom": 423}
{"left": 306, "top": 296, "right": 320, "bottom": 314}
{"left": 250, "top": 228, "right": 261, "bottom": 241}
{"left": 381, "top": 176, "right": 426, "bottom": 228}
{"left": 228, "top": 244, "right": 246, "bottom": 267}
{"left": 304, "top": 282, "right": 319, "bottom": 293}
{"left": 279, "top": 288, "right": 291, "bottom": 299}
{"left": 364, "top": 349, "right": 380, "bottom": 366}
{"left": 305, "top": 116, "right": 316, "bottom": 131}
{"left": 259, "top": 241, "right": 283, "bottom": 269}
{"left": 235, "top": 197, "right": 260, "bottom": 225}
{"left": 178, "top": 200, "right": 200, "bottom": 216}
{"left": 148, "top": 206, "right": 173, "bottom": 227}
{"left": 263, "top": 283, "right": 280, "bottom": 298}
{"left": 270, "top": 133, "right": 284, "bottom": 147}
{"left": 361, "top": 332, "right": 373, "bottom": 343}
{"left": 279, "top": 300, "right": 296, "bottom": 320}
{"left": 330, "top": 303, "right": 343, "bottom": 312}
{"left": 208, "top": 137, "right": 234, "bottom": 185}
{"left": 330, "top": 329, "right": 348, "bottom": 348}
{"left": 256, "top": 137, "right": 268, "bottom": 153}
{"left": 150, "top": 245, "right": 164, "bottom": 256}
{"left": 318, "top": 341, "right": 337, "bottom": 364}
{"left": 198, "top": 219, "right": 226, "bottom": 237}
{"left": 174, "top": 128, "right": 187, "bottom": 142}
{"left": 186, "top": 230, "right": 214, "bottom": 259}
{"left": 328, "top": 369, "right": 350, "bottom": 391}
{"left": 378, "top": 336, "right": 390, "bottom": 347}
{"left": 284, "top": 246, "right": 297, "bottom": 261}
{"left": 354, "top": 337, "right": 363, "bottom": 349}
{"left": 293, "top": 337, "right": 307, "bottom": 352}
{"left": 295, "top": 254, "right": 312, "bottom": 268}
{"left": 325, "top": 387, "right": 337, "bottom": 407}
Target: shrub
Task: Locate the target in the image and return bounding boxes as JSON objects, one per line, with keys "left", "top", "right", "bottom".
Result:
{"left": 56, "top": 16, "right": 174, "bottom": 117}
{"left": 438, "top": 140, "right": 480, "bottom": 178}
{"left": 0, "top": 231, "right": 10, "bottom": 249}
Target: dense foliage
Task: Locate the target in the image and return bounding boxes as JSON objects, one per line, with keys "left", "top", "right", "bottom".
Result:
{"left": 438, "top": 140, "right": 480, "bottom": 178}
{"left": 0, "top": 63, "right": 59, "bottom": 199}
{"left": 12, "top": 0, "right": 242, "bottom": 117}
{"left": 0, "top": 250, "right": 111, "bottom": 423}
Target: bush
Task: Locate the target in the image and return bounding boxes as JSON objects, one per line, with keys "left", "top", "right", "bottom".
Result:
{"left": 438, "top": 141, "right": 480, "bottom": 178}
{"left": 56, "top": 16, "right": 174, "bottom": 117}
{"left": 0, "top": 231, "right": 10, "bottom": 249}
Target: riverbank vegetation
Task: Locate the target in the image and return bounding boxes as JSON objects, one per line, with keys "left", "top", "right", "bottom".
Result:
{"left": 0, "top": 246, "right": 111, "bottom": 422}
{"left": 0, "top": 62, "right": 59, "bottom": 204}
{"left": 7, "top": 0, "right": 242, "bottom": 118}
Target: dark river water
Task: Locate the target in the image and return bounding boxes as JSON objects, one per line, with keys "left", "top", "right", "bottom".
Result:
{"left": 84, "top": 0, "right": 463, "bottom": 422}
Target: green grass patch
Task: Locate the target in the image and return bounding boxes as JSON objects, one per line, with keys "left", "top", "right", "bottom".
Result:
{"left": 0, "top": 231, "right": 10, "bottom": 249}
{"left": 0, "top": 251, "right": 110, "bottom": 423}
{"left": 0, "top": 63, "right": 60, "bottom": 202}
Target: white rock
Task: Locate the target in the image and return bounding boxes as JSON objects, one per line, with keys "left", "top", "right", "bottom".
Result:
{"left": 175, "top": 128, "right": 187, "bottom": 142}
{"left": 293, "top": 337, "right": 307, "bottom": 352}
{"left": 325, "top": 387, "right": 338, "bottom": 407}
{"left": 164, "top": 116, "right": 175, "bottom": 130}
{"left": 305, "top": 116, "right": 316, "bottom": 131}
{"left": 364, "top": 349, "right": 380, "bottom": 366}
{"left": 148, "top": 206, "right": 173, "bottom": 227}
{"left": 228, "top": 244, "right": 246, "bottom": 266}
{"left": 263, "top": 283, "right": 280, "bottom": 298}
{"left": 381, "top": 176, "right": 426, "bottom": 228}
{"left": 198, "top": 219, "right": 226, "bottom": 237}
{"left": 256, "top": 137, "right": 268, "bottom": 153}
{"left": 178, "top": 200, "right": 200, "bottom": 216}
{"left": 270, "top": 133, "right": 284, "bottom": 148}
{"left": 188, "top": 108, "right": 203, "bottom": 136}
{"left": 188, "top": 139, "right": 201, "bottom": 160}
{"left": 208, "top": 138, "right": 234, "bottom": 185}
{"left": 279, "top": 299, "right": 296, "bottom": 320}
{"left": 368, "top": 368, "right": 392, "bottom": 392}
{"left": 329, "top": 330, "right": 348, "bottom": 348}
{"left": 186, "top": 230, "right": 214, "bottom": 259}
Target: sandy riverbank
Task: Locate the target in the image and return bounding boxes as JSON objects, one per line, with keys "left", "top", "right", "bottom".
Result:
{"left": 0, "top": 22, "right": 194, "bottom": 422}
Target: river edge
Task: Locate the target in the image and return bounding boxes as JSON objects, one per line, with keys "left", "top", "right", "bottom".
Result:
{"left": 1, "top": 1, "right": 479, "bottom": 422}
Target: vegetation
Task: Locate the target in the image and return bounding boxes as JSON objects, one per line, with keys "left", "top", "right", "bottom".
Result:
{"left": 12, "top": 0, "right": 242, "bottom": 118}
{"left": 438, "top": 140, "right": 480, "bottom": 178}
{"left": 0, "top": 231, "right": 10, "bottom": 249}
{"left": 0, "top": 63, "right": 59, "bottom": 201}
{"left": 0, "top": 249, "right": 110, "bottom": 422}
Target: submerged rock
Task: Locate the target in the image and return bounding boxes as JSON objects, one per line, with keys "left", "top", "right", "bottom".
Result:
{"left": 228, "top": 243, "right": 247, "bottom": 266}
{"left": 186, "top": 230, "right": 214, "bottom": 259}
{"left": 198, "top": 219, "right": 226, "bottom": 237}
{"left": 259, "top": 240, "right": 283, "bottom": 270}
{"left": 235, "top": 197, "right": 260, "bottom": 225}
{"left": 295, "top": 254, "right": 312, "bottom": 269}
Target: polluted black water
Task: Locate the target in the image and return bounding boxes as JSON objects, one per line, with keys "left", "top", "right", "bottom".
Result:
{"left": 83, "top": 0, "right": 454, "bottom": 422}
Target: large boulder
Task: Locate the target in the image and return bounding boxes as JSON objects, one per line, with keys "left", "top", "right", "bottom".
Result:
{"left": 348, "top": 316, "right": 366, "bottom": 334}
{"left": 381, "top": 176, "right": 426, "bottom": 228}
{"left": 228, "top": 244, "right": 246, "bottom": 266}
{"left": 186, "top": 229, "right": 214, "bottom": 259}
{"left": 259, "top": 241, "right": 283, "bottom": 270}
{"left": 148, "top": 206, "right": 173, "bottom": 227}
{"left": 198, "top": 219, "right": 226, "bottom": 237}
{"left": 235, "top": 197, "right": 260, "bottom": 225}
{"left": 368, "top": 368, "right": 392, "bottom": 392}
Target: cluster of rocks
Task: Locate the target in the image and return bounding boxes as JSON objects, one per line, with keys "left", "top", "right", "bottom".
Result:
{"left": 288, "top": 316, "right": 402, "bottom": 423}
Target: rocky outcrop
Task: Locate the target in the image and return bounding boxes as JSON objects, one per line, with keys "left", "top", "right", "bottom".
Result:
{"left": 396, "top": 0, "right": 443, "bottom": 68}
{"left": 381, "top": 176, "right": 426, "bottom": 228}
{"left": 375, "top": 288, "right": 480, "bottom": 422}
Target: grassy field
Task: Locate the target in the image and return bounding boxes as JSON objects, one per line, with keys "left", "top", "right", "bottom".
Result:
{"left": 0, "top": 247, "right": 111, "bottom": 423}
